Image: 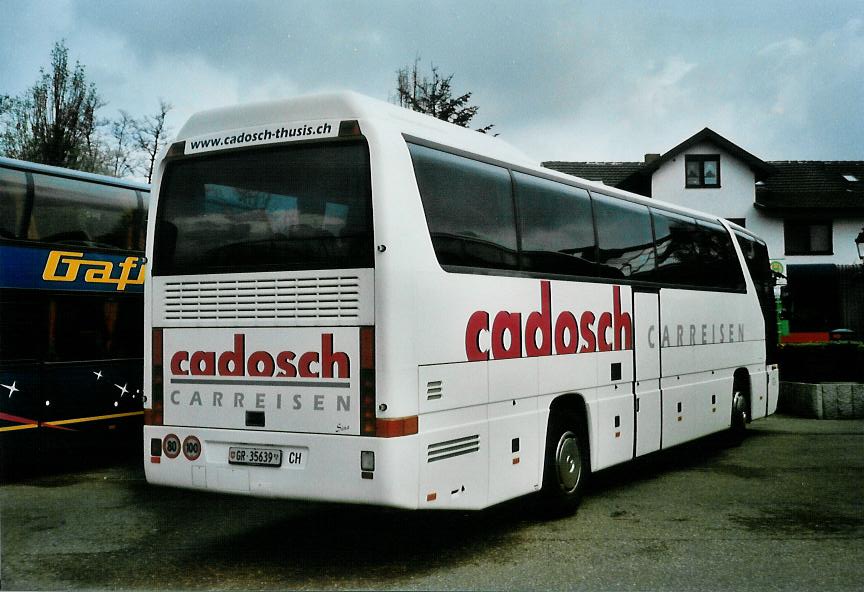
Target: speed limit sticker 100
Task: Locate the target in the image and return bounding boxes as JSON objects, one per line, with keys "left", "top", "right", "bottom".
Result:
{"left": 183, "top": 435, "right": 201, "bottom": 461}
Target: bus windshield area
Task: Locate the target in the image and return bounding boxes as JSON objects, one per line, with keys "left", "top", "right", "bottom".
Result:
{"left": 153, "top": 140, "right": 373, "bottom": 275}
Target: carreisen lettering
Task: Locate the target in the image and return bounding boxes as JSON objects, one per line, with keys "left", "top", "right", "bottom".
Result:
{"left": 652, "top": 322, "right": 746, "bottom": 347}
{"left": 167, "top": 389, "right": 351, "bottom": 412}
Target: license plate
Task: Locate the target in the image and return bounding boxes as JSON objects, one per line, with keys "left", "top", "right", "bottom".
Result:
{"left": 229, "top": 446, "right": 283, "bottom": 467}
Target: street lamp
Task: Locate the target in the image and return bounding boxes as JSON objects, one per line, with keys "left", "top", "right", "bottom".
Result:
{"left": 856, "top": 227, "right": 864, "bottom": 262}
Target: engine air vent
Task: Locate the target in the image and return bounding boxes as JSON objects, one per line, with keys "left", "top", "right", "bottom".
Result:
{"left": 162, "top": 275, "right": 361, "bottom": 321}
{"left": 427, "top": 434, "right": 480, "bottom": 463}
{"left": 426, "top": 380, "right": 443, "bottom": 401}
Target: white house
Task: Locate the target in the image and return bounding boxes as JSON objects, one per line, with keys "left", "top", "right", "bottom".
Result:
{"left": 544, "top": 128, "right": 864, "bottom": 268}
{"left": 545, "top": 128, "right": 864, "bottom": 337}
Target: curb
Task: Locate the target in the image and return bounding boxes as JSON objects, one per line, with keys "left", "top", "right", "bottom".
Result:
{"left": 779, "top": 381, "right": 864, "bottom": 419}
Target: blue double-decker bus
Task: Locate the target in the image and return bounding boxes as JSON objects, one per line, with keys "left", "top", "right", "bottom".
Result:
{"left": 0, "top": 157, "right": 148, "bottom": 474}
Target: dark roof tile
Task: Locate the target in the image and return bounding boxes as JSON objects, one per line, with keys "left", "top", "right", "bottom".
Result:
{"left": 542, "top": 161, "right": 644, "bottom": 187}
{"left": 756, "top": 161, "right": 864, "bottom": 210}
{"left": 543, "top": 159, "right": 864, "bottom": 211}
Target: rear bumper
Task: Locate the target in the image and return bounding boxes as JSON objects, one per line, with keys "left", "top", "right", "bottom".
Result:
{"left": 143, "top": 425, "right": 420, "bottom": 509}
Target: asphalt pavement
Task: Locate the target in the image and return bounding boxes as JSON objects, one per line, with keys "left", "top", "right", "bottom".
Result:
{"left": 1, "top": 414, "right": 862, "bottom": 591}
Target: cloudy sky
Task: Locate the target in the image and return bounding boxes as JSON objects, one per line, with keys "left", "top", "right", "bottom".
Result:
{"left": 2, "top": 0, "right": 863, "bottom": 165}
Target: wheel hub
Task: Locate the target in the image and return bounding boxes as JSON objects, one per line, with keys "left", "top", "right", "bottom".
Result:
{"left": 556, "top": 433, "right": 582, "bottom": 493}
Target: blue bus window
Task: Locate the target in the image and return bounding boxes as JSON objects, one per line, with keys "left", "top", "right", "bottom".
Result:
{"left": 29, "top": 173, "right": 138, "bottom": 249}
{"left": 0, "top": 168, "right": 28, "bottom": 239}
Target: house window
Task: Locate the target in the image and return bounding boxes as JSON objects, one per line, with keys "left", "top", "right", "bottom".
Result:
{"left": 685, "top": 155, "right": 721, "bottom": 188}
{"left": 784, "top": 220, "right": 833, "bottom": 255}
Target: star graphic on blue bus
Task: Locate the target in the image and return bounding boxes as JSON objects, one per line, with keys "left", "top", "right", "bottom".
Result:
{"left": 2, "top": 381, "right": 19, "bottom": 398}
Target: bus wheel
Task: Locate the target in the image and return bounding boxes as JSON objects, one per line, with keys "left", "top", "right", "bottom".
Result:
{"left": 541, "top": 414, "right": 589, "bottom": 515}
{"left": 729, "top": 390, "right": 748, "bottom": 444}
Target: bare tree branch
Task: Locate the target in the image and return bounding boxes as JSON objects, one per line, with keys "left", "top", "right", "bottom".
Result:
{"left": 109, "top": 111, "right": 139, "bottom": 178}
{"left": 135, "top": 99, "right": 172, "bottom": 183}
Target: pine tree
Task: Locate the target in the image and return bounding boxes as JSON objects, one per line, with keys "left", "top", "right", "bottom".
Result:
{"left": 395, "top": 58, "right": 494, "bottom": 134}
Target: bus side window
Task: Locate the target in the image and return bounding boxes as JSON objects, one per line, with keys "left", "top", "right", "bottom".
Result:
{"left": 651, "top": 209, "right": 702, "bottom": 286}
{"left": 0, "top": 297, "right": 46, "bottom": 361}
{"left": 135, "top": 192, "right": 149, "bottom": 251}
{"left": 49, "top": 295, "right": 135, "bottom": 361}
{"left": 29, "top": 173, "right": 139, "bottom": 249}
{"left": 651, "top": 209, "right": 745, "bottom": 291}
{"left": 592, "top": 193, "right": 655, "bottom": 280}
{"left": 735, "top": 231, "right": 774, "bottom": 298}
{"left": 696, "top": 219, "right": 745, "bottom": 291}
{"left": 0, "top": 167, "right": 28, "bottom": 239}
{"left": 409, "top": 143, "right": 518, "bottom": 271}
{"left": 514, "top": 171, "right": 597, "bottom": 277}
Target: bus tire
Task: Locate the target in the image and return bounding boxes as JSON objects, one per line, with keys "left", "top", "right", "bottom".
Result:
{"left": 729, "top": 389, "right": 749, "bottom": 445}
{"left": 541, "top": 412, "right": 589, "bottom": 516}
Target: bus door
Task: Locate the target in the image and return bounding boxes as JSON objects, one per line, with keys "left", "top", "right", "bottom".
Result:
{"left": 633, "top": 289, "right": 661, "bottom": 456}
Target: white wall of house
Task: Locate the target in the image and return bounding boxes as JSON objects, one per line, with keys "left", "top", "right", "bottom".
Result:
{"left": 832, "top": 218, "right": 864, "bottom": 264}
{"left": 737, "top": 211, "right": 864, "bottom": 266}
{"left": 651, "top": 141, "right": 756, "bottom": 219}
{"left": 740, "top": 210, "right": 784, "bottom": 260}
{"left": 649, "top": 140, "right": 864, "bottom": 266}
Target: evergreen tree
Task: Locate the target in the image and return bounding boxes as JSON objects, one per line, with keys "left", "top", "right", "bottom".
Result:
{"left": 395, "top": 58, "right": 494, "bottom": 134}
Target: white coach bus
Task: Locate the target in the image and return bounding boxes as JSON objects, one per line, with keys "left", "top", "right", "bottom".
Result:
{"left": 143, "top": 92, "right": 779, "bottom": 511}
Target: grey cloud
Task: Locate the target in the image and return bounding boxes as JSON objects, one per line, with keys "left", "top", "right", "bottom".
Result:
{"left": 2, "top": 0, "right": 862, "bottom": 163}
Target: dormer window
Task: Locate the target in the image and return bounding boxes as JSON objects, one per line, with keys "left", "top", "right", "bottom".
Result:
{"left": 685, "top": 155, "right": 721, "bottom": 188}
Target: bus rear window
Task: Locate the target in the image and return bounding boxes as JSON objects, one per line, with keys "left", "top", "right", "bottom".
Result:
{"left": 153, "top": 140, "right": 373, "bottom": 275}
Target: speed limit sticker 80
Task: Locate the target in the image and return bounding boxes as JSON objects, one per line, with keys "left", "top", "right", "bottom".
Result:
{"left": 163, "top": 434, "right": 181, "bottom": 458}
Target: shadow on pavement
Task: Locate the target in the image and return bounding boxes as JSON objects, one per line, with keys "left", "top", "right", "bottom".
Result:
{"left": 0, "top": 426, "right": 141, "bottom": 484}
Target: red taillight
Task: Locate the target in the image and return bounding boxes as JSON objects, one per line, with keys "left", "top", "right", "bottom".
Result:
{"left": 358, "top": 327, "right": 419, "bottom": 437}
{"left": 359, "top": 326, "right": 376, "bottom": 436}
{"left": 147, "top": 328, "right": 164, "bottom": 426}
{"left": 360, "top": 326, "right": 374, "bottom": 370}
{"left": 376, "top": 416, "right": 419, "bottom": 438}
{"left": 152, "top": 327, "right": 163, "bottom": 366}
{"left": 144, "top": 401, "right": 163, "bottom": 426}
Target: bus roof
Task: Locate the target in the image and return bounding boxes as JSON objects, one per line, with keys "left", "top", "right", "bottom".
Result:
{"left": 175, "top": 91, "right": 733, "bottom": 230}
{"left": 0, "top": 156, "right": 150, "bottom": 192}
{"left": 176, "top": 91, "right": 536, "bottom": 168}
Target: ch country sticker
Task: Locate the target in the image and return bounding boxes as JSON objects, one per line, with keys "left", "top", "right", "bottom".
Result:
{"left": 465, "top": 281, "right": 633, "bottom": 361}
{"left": 42, "top": 250, "right": 145, "bottom": 291}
